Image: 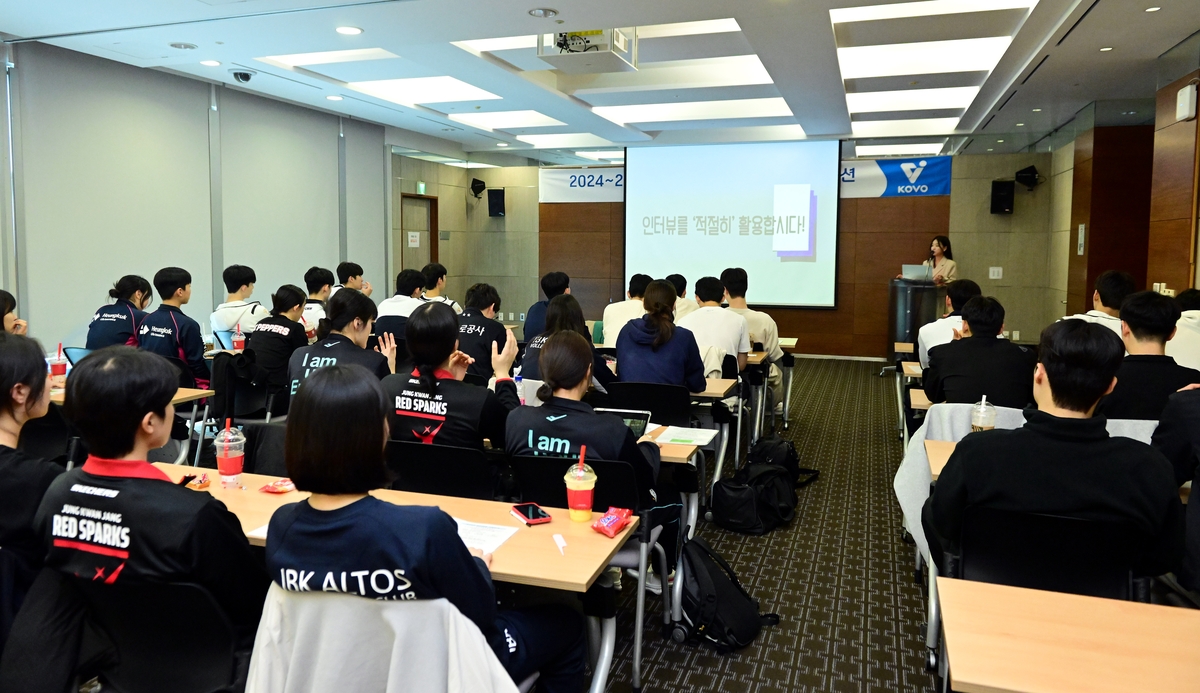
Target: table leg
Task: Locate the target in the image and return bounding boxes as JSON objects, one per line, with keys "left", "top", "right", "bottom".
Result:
{"left": 708, "top": 423, "right": 730, "bottom": 508}
{"left": 587, "top": 616, "right": 616, "bottom": 693}
{"left": 894, "top": 368, "right": 905, "bottom": 441}
{"left": 782, "top": 362, "right": 793, "bottom": 430}
{"left": 174, "top": 406, "right": 201, "bottom": 465}
{"left": 192, "top": 405, "right": 210, "bottom": 467}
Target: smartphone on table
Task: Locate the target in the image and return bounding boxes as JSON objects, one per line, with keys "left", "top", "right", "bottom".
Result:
{"left": 510, "top": 503, "right": 552, "bottom": 525}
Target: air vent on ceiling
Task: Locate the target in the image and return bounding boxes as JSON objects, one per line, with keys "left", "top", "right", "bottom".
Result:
{"left": 1021, "top": 55, "right": 1049, "bottom": 85}
{"left": 1056, "top": 0, "right": 1101, "bottom": 46}
{"left": 996, "top": 91, "right": 1017, "bottom": 112}
{"left": 981, "top": 114, "right": 996, "bottom": 130}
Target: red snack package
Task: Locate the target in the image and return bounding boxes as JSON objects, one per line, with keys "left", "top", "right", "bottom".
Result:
{"left": 259, "top": 478, "right": 296, "bottom": 494}
{"left": 186, "top": 473, "right": 210, "bottom": 490}
{"left": 591, "top": 507, "right": 632, "bottom": 538}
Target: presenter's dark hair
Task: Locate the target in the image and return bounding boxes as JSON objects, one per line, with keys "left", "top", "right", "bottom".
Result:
{"left": 270, "top": 284, "right": 307, "bottom": 317}
{"left": 1177, "top": 288, "right": 1200, "bottom": 313}
{"left": 694, "top": 277, "right": 724, "bottom": 304}
{"left": 222, "top": 265, "right": 256, "bottom": 294}
{"left": 720, "top": 268, "right": 748, "bottom": 299}
{"left": 63, "top": 347, "right": 177, "bottom": 458}
{"left": 153, "top": 267, "right": 191, "bottom": 301}
{"left": 666, "top": 274, "right": 687, "bottom": 298}
{"left": 932, "top": 235, "right": 953, "bottom": 260}
{"left": 544, "top": 294, "right": 589, "bottom": 341}
{"left": 0, "top": 334, "right": 49, "bottom": 417}
{"left": 628, "top": 274, "right": 653, "bottom": 299}
{"left": 0, "top": 291, "right": 15, "bottom": 319}
{"left": 1038, "top": 319, "right": 1124, "bottom": 412}
{"left": 337, "top": 261, "right": 364, "bottom": 284}
{"left": 109, "top": 275, "right": 153, "bottom": 306}
{"left": 405, "top": 302, "right": 459, "bottom": 393}
{"left": 317, "top": 288, "right": 378, "bottom": 340}
{"left": 286, "top": 364, "right": 388, "bottom": 494}
{"left": 946, "top": 279, "right": 982, "bottom": 312}
{"left": 466, "top": 283, "right": 501, "bottom": 313}
{"left": 961, "top": 296, "right": 1004, "bottom": 336}
{"left": 1094, "top": 270, "right": 1136, "bottom": 310}
{"left": 1120, "top": 290, "right": 1181, "bottom": 344}
{"left": 540, "top": 272, "right": 570, "bottom": 299}
{"left": 642, "top": 280, "right": 678, "bottom": 349}
{"left": 304, "top": 266, "right": 335, "bottom": 295}
{"left": 421, "top": 263, "right": 448, "bottom": 290}
{"left": 537, "top": 331, "right": 592, "bottom": 403}
{"left": 395, "top": 269, "right": 426, "bottom": 297}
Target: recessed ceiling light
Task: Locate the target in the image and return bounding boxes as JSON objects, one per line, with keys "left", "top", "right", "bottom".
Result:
{"left": 259, "top": 48, "right": 398, "bottom": 67}
{"left": 528, "top": 7, "right": 558, "bottom": 18}
{"left": 1145, "top": 6, "right": 1161, "bottom": 11}
{"left": 575, "top": 150, "right": 627, "bottom": 161}
{"left": 636, "top": 19, "right": 741, "bottom": 39}
{"left": 1032, "top": 108, "right": 1042, "bottom": 112}
{"left": 1016, "top": 122, "right": 1025, "bottom": 126}
{"left": 830, "top": 0, "right": 1037, "bottom": 23}
{"left": 593, "top": 97, "right": 793, "bottom": 126}
{"left": 336, "top": 26, "right": 363, "bottom": 35}
{"left": 448, "top": 110, "right": 565, "bottom": 131}
{"left": 988, "top": 148, "right": 994, "bottom": 151}
{"left": 836, "top": 37, "right": 1013, "bottom": 79}
{"left": 997, "top": 139, "right": 1005, "bottom": 142}
{"left": 496, "top": 142, "right": 509, "bottom": 147}
{"left": 350, "top": 76, "right": 501, "bottom": 106}
{"left": 854, "top": 143, "right": 945, "bottom": 157}
{"left": 326, "top": 95, "right": 344, "bottom": 101}
{"left": 1100, "top": 47, "right": 1113, "bottom": 52}
{"left": 516, "top": 133, "right": 613, "bottom": 148}
{"left": 200, "top": 60, "right": 221, "bottom": 67}
{"left": 850, "top": 117, "right": 960, "bottom": 138}
{"left": 845, "top": 86, "right": 980, "bottom": 113}
{"left": 170, "top": 42, "right": 197, "bottom": 50}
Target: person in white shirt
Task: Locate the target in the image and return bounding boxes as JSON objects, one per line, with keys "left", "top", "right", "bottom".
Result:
{"left": 666, "top": 274, "right": 698, "bottom": 321}
{"left": 420, "top": 262, "right": 462, "bottom": 314}
{"left": 1060, "top": 270, "right": 1135, "bottom": 339}
{"left": 328, "top": 261, "right": 373, "bottom": 300}
{"left": 601, "top": 274, "right": 651, "bottom": 348}
{"left": 210, "top": 264, "right": 269, "bottom": 334}
{"left": 300, "top": 266, "right": 334, "bottom": 343}
{"left": 1167, "top": 289, "right": 1200, "bottom": 372}
{"left": 374, "top": 269, "right": 427, "bottom": 344}
{"left": 721, "top": 267, "right": 785, "bottom": 405}
{"left": 917, "top": 279, "right": 981, "bottom": 369}
{"left": 678, "top": 277, "right": 750, "bottom": 372}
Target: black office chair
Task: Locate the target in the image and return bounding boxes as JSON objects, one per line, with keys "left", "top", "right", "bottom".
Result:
{"left": 462, "top": 373, "right": 488, "bottom": 387}
{"left": 604, "top": 382, "right": 692, "bottom": 427}
{"left": 242, "top": 421, "right": 287, "bottom": 476}
{"left": 18, "top": 403, "right": 82, "bottom": 465}
{"left": 74, "top": 580, "right": 244, "bottom": 693}
{"left": 385, "top": 441, "right": 496, "bottom": 500}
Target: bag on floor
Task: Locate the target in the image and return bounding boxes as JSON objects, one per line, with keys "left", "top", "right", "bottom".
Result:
{"left": 748, "top": 435, "right": 820, "bottom": 487}
{"left": 710, "top": 463, "right": 796, "bottom": 535}
{"left": 677, "top": 536, "right": 779, "bottom": 653}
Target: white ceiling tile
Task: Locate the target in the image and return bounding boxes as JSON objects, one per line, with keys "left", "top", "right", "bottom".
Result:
{"left": 850, "top": 117, "right": 960, "bottom": 137}
{"left": 836, "top": 37, "right": 1013, "bottom": 79}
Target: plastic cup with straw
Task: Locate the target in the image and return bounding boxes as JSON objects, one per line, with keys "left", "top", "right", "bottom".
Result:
{"left": 50, "top": 342, "right": 68, "bottom": 388}
{"left": 563, "top": 444, "right": 597, "bottom": 522}
{"left": 215, "top": 418, "right": 247, "bottom": 488}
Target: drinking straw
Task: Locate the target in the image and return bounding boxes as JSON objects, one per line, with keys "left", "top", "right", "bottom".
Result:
{"left": 224, "top": 418, "right": 232, "bottom": 459}
{"left": 56, "top": 342, "right": 62, "bottom": 361}
{"left": 578, "top": 444, "right": 587, "bottom": 472}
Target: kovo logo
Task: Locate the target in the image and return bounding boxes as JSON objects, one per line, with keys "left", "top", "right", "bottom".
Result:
{"left": 896, "top": 160, "right": 928, "bottom": 194}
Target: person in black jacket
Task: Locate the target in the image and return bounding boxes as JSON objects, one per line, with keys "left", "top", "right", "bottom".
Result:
{"left": 459, "top": 283, "right": 508, "bottom": 381}
{"left": 1151, "top": 386, "right": 1200, "bottom": 591}
{"left": 923, "top": 319, "right": 1184, "bottom": 577}
{"left": 288, "top": 288, "right": 396, "bottom": 395}
{"left": 924, "top": 296, "right": 1036, "bottom": 408}
{"left": 246, "top": 284, "right": 308, "bottom": 413}
{"left": 1096, "top": 290, "right": 1200, "bottom": 420}
{"left": 521, "top": 294, "right": 615, "bottom": 388}
{"left": 138, "top": 267, "right": 210, "bottom": 388}
{"left": 383, "top": 302, "right": 518, "bottom": 449}
{"left": 85, "top": 275, "right": 153, "bottom": 349}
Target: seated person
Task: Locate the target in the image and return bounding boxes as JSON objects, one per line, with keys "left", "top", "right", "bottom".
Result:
{"left": 616, "top": 279, "right": 706, "bottom": 393}
{"left": 329, "top": 261, "right": 373, "bottom": 299}
{"left": 383, "top": 302, "right": 518, "bottom": 448}
{"left": 288, "top": 289, "right": 395, "bottom": 395}
{"left": 666, "top": 273, "right": 698, "bottom": 321}
{"left": 918, "top": 279, "right": 981, "bottom": 369}
{"left": 300, "top": 266, "right": 335, "bottom": 343}
{"left": 459, "top": 283, "right": 508, "bottom": 381}
{"left": 86, "top": 275, "right": 153, "bottom": 349}
{"left": 677, "top": 276, "right": 750, "bottom": 372}
{"left": 521, "top": 294, "right": 616, "bottom": 388}
{"left": 420, "top": 262, "right": 461, "bottom": 314}
{"left": 924, "top": 296, "right": 1036, "bottom": 409}
{"left": 1166, "top": 288, "right": 1200, "bottom": 372}
{"left": 721, "top": 267, "right": 785, "bottom": 404}
{"left": 1096, "top": 290, "right": 1200, "bottom": 420}
{"left": 0, "top": 291, "right": 25, "bottom": 336}
{"left": 1060, "top": 269, "right": 1135, "bottom": 338}
{"left": 923, "top": 320, "right": 1183, "bottom": 576}
{"left": 524, "top": 271, "right": 572, "bottom": 342}
{"left": 245, "top": 284, "right": 309, "bottom": 413}
{"left": 266, "top": 364, "right": 586, "bottom": 693}
{"left": 210, "top": 264, "right": 269, "bottom": 336}
{"left": 1151, "top": 386, "right": 1200, "bottom": 591}
{"left": 138, "top": 267, "right": 210, "bottom": 388}
{"left": 601, "top": 274, "right": 651, "bottom": 348}
{"left": 375, "top": 269, "right": 427, "bottom": 345}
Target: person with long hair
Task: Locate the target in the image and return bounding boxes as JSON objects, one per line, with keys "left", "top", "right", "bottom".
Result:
{"left": 382, "top": 302, "right": 518, "bottom": 448}
{"left": 615, "top": 279, "right": 705, "bottom": 392}
{"left": 521, "top": 294, "right": 616, "bottom": 387}
{"left": 286, "top": 288, "right": 396, "bottom": 394}
{"left": 266, "top": 365, "right": 586, "bottom": 692}
{"left": 0, "top": 291, "right": 26, "bottom": 336}
{"left": 924, "top": 235, "right": 957, "bottom": 284}
{"left": 85, "top": 275, "right": 153, "bottom": 349}
{"left": 245, "top": 284, "right": 309, "bottom": 412}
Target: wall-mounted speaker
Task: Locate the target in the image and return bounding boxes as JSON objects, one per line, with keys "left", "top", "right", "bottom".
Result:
{"left": 470, "top": 178, "right": 486, "bottom": 198}
{"left": 487, "top": 188, "right": 505, "bottom": 217}
{"left": 991, "top": 180, "right": 1015, "bottom": 215}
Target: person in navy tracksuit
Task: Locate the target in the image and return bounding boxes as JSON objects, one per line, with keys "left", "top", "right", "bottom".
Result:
{"left": 137, "top": 267, "right": 210, "bottom": 388}
{"left": 85, "top": 275, "right": 153, "bottom": 350}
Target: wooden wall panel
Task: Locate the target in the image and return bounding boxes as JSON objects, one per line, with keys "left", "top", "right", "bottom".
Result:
{"left": 1147, "top": 69, "right": 1200, "bottom": 291}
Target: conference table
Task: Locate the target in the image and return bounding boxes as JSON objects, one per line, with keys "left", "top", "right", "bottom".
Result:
{"left": 52, "top": 387, "right": 214, "bottom": 466}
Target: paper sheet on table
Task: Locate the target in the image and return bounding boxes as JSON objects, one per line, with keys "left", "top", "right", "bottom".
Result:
{"left": 644, "top": 423, "right": 663, "bottom": 437}
{"left": 247, "top": 524, "right": 269, "bottom": 541}
{"left": 658, "top": 426, "right": 719, "bottom": 446}
{"left": 454, "top": 519, "right": 519, "bottom": 554}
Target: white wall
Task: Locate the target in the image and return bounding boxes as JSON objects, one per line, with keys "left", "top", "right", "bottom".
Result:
{"left": 344, "top": 119, "right": 387, "bottom": 292}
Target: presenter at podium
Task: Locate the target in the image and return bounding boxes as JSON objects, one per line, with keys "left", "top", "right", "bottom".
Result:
{"left": 921, "top": 235, "right": 957, "bottom": 285}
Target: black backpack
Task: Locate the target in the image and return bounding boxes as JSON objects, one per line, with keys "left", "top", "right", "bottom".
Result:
{"left": 748, "top": 435, "right": 819, "bottom": 487}
{"left": 672, "top": 536, "right": 779, "bottom": 653}
{"left": 710, "top": 463, "right": 797, "bottom": 535}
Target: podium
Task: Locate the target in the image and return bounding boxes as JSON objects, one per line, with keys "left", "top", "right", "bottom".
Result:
{"left": 889, "top": 279, "right": 941, "bottom": 346}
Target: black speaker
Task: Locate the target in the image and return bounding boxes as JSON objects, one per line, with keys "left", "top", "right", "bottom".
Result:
{"left": 1015, "top": 165, "right": 1041, "bottom": 190}
{"left": 991, "top": 180, "right": 1014, "bottom": 215}
{"left": 470, "top": 178, "right": 486, "bottom": 198}
{"left": 487, "top": 188, "right": 505, "bottom": 217}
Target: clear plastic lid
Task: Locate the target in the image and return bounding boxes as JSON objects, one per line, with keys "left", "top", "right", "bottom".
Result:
{"left": 564, "top": 463, "right": 595, "bottom": 482}
{"left": 215, "top": 426, "right": 246, "bottom": 445}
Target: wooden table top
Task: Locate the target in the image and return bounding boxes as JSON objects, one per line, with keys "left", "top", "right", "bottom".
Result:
{"left": 910, "top": 389, "right": 932, "bottom": 411}
{"left": 925, "top": 439, "right": 956, "bottom": 480}
{"left": 204, "top": 349, "right": 244, "bottom": 359}
{"left": 52, "top": 387, "right": 214, "bottom": 406}
{"left": 154, "top": 463, "right": 636, "bottom": 593}
{"left": 695, "top": 378, "right": 736, "bottom": 399}
{"left": 645, "top": 426, "right": 701, "bottom": 464}
{"left": 778, "top": 337, "right": 798, "bottom": 349}
{"left": 902, "top": 361, "right": 923, "bottom": 378}
{"left": 895, "top": 342, "right": 915, "bottom": 354}
{"left": 938, "top": 576, "right": 1200, "bottom": 693}
{"left": 747, "top": 351, "right": 767, "bottom": 366}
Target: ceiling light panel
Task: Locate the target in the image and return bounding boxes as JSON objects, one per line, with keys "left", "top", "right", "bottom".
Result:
{"left": 846, "top": 86, "right": 979, "bottom": 113}
{"left": 593, "top": 97, "right": 792, "bottom": 125}
{"left": 350, "top": 76, "right": 501, "bottom": 106}
{"left": 448, "top": 110, "right": 565, "bottom": 131}
{"left": 836, "top": 37, "right": 1013, "bottom": 79}
{"left": 830, "top": 0, "right": 1037, "bottom": 24}
{"left": 517, "top": 133, "right": 614, "bottom": 148}
{"left": 850, "top": 117, "right": 960, "bottom": 137}
{"left": 575, "top": 150, "right": 626, "bottom": 160}
{"left": 259, "top": 48, "right": 398, "bottom": 68}
{"left": 636, "top": 19, "right": 742, "bottom": 39}
{"left": 855, "top": 142, "right": 946, "bottom": 157}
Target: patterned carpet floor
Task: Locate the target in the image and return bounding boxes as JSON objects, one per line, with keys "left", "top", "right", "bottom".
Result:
{"left": 603, "top": 358, "right": 930, "bottom": 692}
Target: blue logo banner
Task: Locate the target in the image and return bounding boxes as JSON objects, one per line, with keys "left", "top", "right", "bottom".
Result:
{"left": 839, "top": 156, "right": 951, "bottom": 198}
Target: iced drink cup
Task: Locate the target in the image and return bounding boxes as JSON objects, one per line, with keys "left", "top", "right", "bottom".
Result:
{"left": 49, "top": 358, "right": 67, "bottom": 389}
{"left": 564, "top": 463, "right": 597, "bottom": 522}
{"left": 971, "top": 399, "right": 997, "bottom": 432}
{"left": 215, "top": 426, "right": 247, "bottom": 488}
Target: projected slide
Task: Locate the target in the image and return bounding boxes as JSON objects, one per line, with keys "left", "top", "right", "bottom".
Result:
{"left": 626, "top": 141, "right": 840, "bottom": 307}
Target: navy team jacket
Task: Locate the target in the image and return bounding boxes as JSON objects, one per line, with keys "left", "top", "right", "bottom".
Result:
{"left": 138, "top": 305, "right": 210, "bottom": 386}
{"left": 85, "top": 299, "right": 147, "bottom": 350}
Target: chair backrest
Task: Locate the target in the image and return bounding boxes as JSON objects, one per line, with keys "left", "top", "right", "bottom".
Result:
{"left": 508, "top": 455, "right": 646, "bottom": 511}
{"left": 211, "top": 353, "right": 270, "bottom": 420}
{"left": 957, "top": 506, "right": 1145, "bottom": 600}
{"left": 75, "top": 580, "right": 239, "bottom": 693}
{"left": 214, "top": 330, "right": 235, "bottom": 350}
{"left": 162, "top": 356, "right": 200, "bottom": 413}
{"left": 720, "top": 354, "right": 739, "bottom": 380}
{"left": 18, "top": 403, "right": 78, "bottom": 463}
{"left": 62, "top": 347, "right": 92, "bottom": 366}
{"left": 462, "top": 373, "right": 488, "bottom": 388}
{"left": 386, "top": 441, "right": 495, "bottom": 500}
{"left": 604, "top": 382, "right": 692, "bottom": 427}
{"left": 243, "top": 421, "right": 288, "bottom": 476}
